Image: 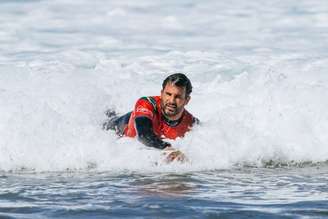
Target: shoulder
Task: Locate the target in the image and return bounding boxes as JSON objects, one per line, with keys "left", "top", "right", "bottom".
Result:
{"left": 134, "top": 96, "right": 159, "bottom": 119}
{"left": 136, "top": 96, "right": 158, "bottom": 110}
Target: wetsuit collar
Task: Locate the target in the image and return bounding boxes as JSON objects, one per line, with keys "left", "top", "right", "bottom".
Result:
{"left": 162, "top": 110, "right": 184, "bottom": 127}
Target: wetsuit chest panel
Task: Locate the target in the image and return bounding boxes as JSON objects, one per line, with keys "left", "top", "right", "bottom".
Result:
{"left": 159, "top": 113, "right": 193, "bottom": 139}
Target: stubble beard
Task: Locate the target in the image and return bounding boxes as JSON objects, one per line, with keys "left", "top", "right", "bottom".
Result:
{"left": 161, "top": 101, "right": 182, "bottom": 118}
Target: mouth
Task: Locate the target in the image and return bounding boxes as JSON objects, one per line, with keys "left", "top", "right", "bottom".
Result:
{"left": 165, "top": 104, "right": 177, "bottom": 112}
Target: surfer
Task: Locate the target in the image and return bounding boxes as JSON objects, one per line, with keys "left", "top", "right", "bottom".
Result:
{"left": 103, "top": 73, "right": 199, "bottom": 162}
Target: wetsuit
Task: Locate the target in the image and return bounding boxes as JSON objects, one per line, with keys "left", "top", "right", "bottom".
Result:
{"left": 103, "top": 96, "right": 199, "bottom": 149}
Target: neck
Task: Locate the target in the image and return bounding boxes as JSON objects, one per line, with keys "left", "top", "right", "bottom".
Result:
{"left": 162, "top": 109, "right": 184, "bottom": 121}
{"left": 162, "top": 110, "right": 184, "bottom": 127}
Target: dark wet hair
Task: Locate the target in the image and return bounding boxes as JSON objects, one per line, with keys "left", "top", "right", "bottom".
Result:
{"left": 162, "top": 73, "right": 192, "bottom": 97}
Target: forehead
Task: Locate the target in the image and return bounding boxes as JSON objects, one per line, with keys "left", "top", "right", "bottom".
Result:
{"left": 163, "top": 83, "right": 186, "bottom": 94}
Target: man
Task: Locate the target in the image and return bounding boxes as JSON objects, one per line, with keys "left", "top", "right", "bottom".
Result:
{"left": 103, "top": 73, "right": 199, "bottom": 162}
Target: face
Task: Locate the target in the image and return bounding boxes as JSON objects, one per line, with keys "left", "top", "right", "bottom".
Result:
{"left": 160, "top": 83, "right": 190, "bottom": 120}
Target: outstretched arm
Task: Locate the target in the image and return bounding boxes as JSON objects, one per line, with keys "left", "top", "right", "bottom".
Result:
{"left": 135, "top": 116, "right": 171, "bottom": 150}
{"left": 135, "top": 116, "right": 187, "bottom": 162}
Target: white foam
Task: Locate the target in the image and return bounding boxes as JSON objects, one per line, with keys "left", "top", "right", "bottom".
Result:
{"left": 0, "top": 0, "right": 327, "bottom": 172}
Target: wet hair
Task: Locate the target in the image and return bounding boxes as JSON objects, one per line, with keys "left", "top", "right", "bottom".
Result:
{"left": 162, "top": 73, "right": 192, "bottom": 97}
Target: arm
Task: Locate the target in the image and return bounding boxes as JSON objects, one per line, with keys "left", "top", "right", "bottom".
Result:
{"left": 135, "top": 116, "right": 171, "bottom": 150}
{"left": 135, "top": 116, "right": 186, "bottom": 162}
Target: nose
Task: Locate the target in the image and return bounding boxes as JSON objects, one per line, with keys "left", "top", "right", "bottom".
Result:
{"left": 168, "top": 95, "right": 176, "bottom": 104}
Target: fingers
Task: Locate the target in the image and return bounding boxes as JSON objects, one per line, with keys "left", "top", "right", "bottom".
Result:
{"left": 164, "top": 150, "right": 187, "bottom": 163}
{"left": 166, "top": 151, "right": 179, "bottom": 162}
{"left": 176, "top": 153, "right": 186, "bottom": 162}
{"left": 175, "top": 153, "right": 187, "bottom": 162}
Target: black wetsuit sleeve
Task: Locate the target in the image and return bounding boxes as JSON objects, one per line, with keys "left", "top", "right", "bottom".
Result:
{"left": 193, "top": 117, "right": 200, "bottom": 125}
{"left": 135, "top": 116, "right": 171, "bottom": 150}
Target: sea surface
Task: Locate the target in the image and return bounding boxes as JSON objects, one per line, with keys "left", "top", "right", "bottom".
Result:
{"left": 0, "top": 0, "right": 328, "bottom": 218}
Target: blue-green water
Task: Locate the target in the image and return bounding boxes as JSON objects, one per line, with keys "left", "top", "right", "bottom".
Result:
{"left": 1, "top": 165, "right": 328, "bottom": 218}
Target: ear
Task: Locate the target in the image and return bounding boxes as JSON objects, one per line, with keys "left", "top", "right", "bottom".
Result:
{"left": 185, "top": 95, "right": 191, "bottom": 105}
{"left": 161, "top": 89, "right": 164, "bottom": 96}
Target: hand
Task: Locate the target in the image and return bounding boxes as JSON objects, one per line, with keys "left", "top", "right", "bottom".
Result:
{"left": 163, "top": 147, "right": 187, "bottom": 163}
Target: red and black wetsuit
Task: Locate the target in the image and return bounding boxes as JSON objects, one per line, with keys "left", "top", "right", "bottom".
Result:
{"left": 104, "top": 96, "right": 199, "bottom": 149}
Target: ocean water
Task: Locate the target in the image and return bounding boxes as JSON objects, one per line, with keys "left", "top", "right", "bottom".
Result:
{"left": 1, "top": 0, "right": 328, "bottom": 218}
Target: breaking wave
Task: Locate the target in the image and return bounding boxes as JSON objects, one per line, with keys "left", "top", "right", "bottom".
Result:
{"left": 1, "top": 51, "right": 327, "bottom": 172}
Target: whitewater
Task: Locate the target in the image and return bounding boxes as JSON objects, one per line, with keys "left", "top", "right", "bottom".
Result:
{"left": 0, "top": 0, "right": 328, "bottom": 218}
